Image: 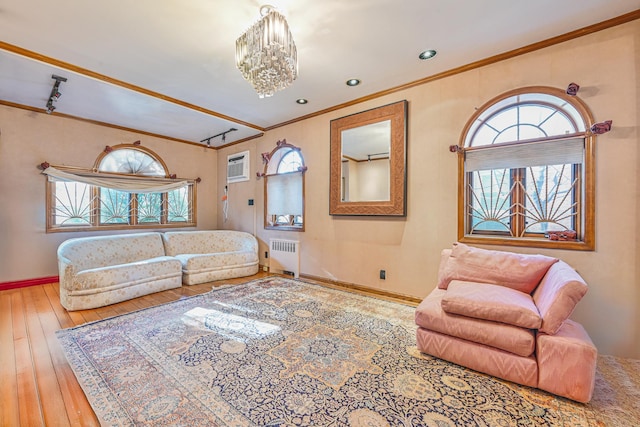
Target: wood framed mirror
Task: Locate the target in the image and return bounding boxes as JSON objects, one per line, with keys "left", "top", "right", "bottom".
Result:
{"left": 329, "top": 100, "right": 407, "bottom": 216}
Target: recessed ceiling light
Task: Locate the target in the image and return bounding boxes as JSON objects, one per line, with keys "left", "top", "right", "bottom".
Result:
{"left": 346, "top": 79, "right": 361, "bottom": 87}
{"left": 296, "top": 98, "right": 308, "bottom": 104}
{"left": 418, "top": 49, "right": 437, "bottom": 60}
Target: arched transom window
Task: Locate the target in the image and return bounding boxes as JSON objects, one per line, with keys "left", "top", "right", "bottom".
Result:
{"left": 457, "top": 86, "right": 596, "bottom": 250}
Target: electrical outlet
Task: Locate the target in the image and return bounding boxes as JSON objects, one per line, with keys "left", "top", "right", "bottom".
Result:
{"left": 248, "top": 199, "right": 254, "bottom": 206}
{"left": 380, "top": 270, "right": 386, "bottom": 280}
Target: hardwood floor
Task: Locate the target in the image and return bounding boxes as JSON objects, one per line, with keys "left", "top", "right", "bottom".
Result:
{"left": 0, "top": 272, "right": 272, "bottom": 426}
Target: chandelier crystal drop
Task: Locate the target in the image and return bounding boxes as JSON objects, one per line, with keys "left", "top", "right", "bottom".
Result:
{"left": 235, "top": 6, "right": 298, "bottom": 98}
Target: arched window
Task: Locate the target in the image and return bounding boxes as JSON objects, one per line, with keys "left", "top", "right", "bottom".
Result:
{"left": 263, "top": 141, "right": 305, "bottom": 230}
{"left": 45, "top": 144, "right": 196, "bottom": 231}
{"left": 457, "top": 86, "right": 596, "bottom": 250}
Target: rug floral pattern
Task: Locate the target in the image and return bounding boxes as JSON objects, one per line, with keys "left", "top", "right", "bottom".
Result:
{"left": 57, "top": 277, "right": 603, "bottom": 426}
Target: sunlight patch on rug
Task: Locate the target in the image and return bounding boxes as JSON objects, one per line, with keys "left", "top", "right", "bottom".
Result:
{"left": 57, "top": 277, "right": 607, "bottom": 426}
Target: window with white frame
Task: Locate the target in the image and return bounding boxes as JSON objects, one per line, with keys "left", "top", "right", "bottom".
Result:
{"left": 44, "top": 144, "right": 196, "bottom": 232}
{"left": 457, "top": 87, "right": 596, "bottom": 250}
{"left": 263, "top": 141, "right": 305, "bottom": 230}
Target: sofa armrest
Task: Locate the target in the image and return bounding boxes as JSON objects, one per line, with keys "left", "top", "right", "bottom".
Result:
{"left": 532, "top": 261, "right": 588, "bottom": 334}
{"left": 57, "top": 254, "right": 77, "bottom": 291}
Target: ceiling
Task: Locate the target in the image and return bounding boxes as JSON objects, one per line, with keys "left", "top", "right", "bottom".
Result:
{"left": 1, "top": 1, "right": 638, "bottom": 148}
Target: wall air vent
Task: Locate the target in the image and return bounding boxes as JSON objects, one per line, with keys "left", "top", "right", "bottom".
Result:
{"left": 227, "top": 150, "right": 250, "bottom": 183}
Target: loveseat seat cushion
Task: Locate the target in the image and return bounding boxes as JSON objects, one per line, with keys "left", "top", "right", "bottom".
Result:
{"left": 438, "top": 243, "right": 558, "bottom": 294}
{"left": 441, "top": 280, "right": 541, "bottom": 329}
{"left": 416, "top": 327, "right": 539, "bottom": 388}
{"left": 70, "top": 256, "right": 182, "bottom": 294}
{"left": 176, "top": 251, "right": 258, "bottom": 274}
{"left": 533, "top": 261, "right": 588, "bottom": 334}
{"left": 415, "top": 288, "right": 536, "bottom": 357}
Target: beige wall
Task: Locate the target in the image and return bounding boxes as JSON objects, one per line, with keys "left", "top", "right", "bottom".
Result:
{"left": 1, "top": 21, "right": 637, "bottom": 358}
{"left": 0, "top": 106, "right": 219, "bottom": 282}
{"left": 217, "top": 21, "right": 640, "bottom": 358}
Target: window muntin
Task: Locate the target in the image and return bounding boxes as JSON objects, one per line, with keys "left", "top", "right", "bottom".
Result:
{"left": 47, "top": 145, "right": 196, "bottom": 232}
{"left": 459, "top": 87, "right": 594, "bottom": 250}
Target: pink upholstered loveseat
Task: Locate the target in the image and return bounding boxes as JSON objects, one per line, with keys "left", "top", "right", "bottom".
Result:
{"left": 415, "top": 243, "right": 597, "bottom": 403}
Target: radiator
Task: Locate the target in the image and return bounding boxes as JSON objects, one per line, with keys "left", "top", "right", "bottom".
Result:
{"left": 269, "top": 239, "right": 300, "bottom": 278}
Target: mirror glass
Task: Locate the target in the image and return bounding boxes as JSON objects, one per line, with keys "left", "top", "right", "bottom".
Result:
{"left": 330, "top": 100, "right": 407, "bottom": 216}
{"left": 341, "top": 120, "right": 391, "bottom": 202}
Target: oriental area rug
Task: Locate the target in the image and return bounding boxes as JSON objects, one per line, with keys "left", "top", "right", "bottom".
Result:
{"left": 57, "top": 277, "right": 638, "bottom": 426}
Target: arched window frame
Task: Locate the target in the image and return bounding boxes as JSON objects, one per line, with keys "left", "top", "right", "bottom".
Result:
{"left": 262, "top": 140, "right": 306, "bottom": 231}
{"left": 456, "top": 86, "right": 596, "bottom": 250}
{"left": 45, "top": 143, "right": 197, "bottom": 232}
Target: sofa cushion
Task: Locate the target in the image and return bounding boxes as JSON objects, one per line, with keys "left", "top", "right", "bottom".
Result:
{"left": 162, "top": 230, "right": 257, "bottom": 256}
{"left": 71, "top": 256, "right": 182, "bottom": 293}
{"left": 416, "top": 327, "right": 539, "bottom": 388}
{"left": 415, "top": 288, "right": 536, "bottom": 357}
{"left": 533, "top": 261, "right": 588, "bottom": 334}
{"left": 58, "top": 232, "right": 167, "bottom": 272}
{"left": 177, "top": 251, "right": 258, "bottom": 274}
{"left": 437, "top": 242, "right": 558, "bottom": 293}
{"left": 442, "top": 281, "right": 542, "bottom": 329}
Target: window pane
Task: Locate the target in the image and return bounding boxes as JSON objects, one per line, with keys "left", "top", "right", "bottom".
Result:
{"left": 468, "top": 169, "right": 513, "bottom": 233}
{"left": 540, "top": 111, "right": 578, "bottom": 136}
{"left": 523, "top": 164, "right": 577, "bottom": 233}
{"left": 277, "top": 151, "right": 303, "bottom": 173}
{"left": 99, "top": 149, "right": 166, "bottom": 176}
{"left": 167, "top": 187, "right": 191, "bottom": 222}
{"left": 100, "top": 188, "right": 130, "bottom": 224}
{"left": 52, "top": 181, "right": 92, "bottom": 226}
{"left": 137, "top": 193, "right": 162, "bottom": 223}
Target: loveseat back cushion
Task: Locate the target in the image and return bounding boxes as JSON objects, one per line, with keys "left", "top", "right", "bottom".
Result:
{"left": 437, "top": 242, "right": 558, "bottom": 294}
{"left": 162, "top": 230, "right": 257, "bottom": 256}
{"left": 441, "top": 280, "right": 542, "bottom": 329}
{"left": 57, "top": 232, "right": 166, "bottom": 272}
{"left": 533, "top": 260, "right": 588, "bottom": 335}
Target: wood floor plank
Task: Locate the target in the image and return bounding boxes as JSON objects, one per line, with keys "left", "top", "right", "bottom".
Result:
{"left": 23, "top": 286, "right": 72, "bottom": 427}
{"left": 38, "top": 284, "right": 100, "bottom": 426}
{"left": 43, "top": 283, "right": 76, "bottom": 330}
{"left": 12, "top": 290, "right": 45, "bottom": 426}
{"left": 0, "top": 291, "right": 20, "bottom": 427}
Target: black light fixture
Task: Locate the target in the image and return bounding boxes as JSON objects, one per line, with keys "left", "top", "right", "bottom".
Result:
{"left": 296, "top": 98, "right": 308, "bottom": 104}
{"left": 46, "top": 74, "right": 67, "bottom": 114}
{"left": 200, "top": 128, "right": 238, "bottom": 147}
{"left": 346, "top": 78, "right": 361, "bottom": 87}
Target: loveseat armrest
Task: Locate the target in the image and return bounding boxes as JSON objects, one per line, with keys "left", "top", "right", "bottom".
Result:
{"left": 537, "top": 319, "right": 597, "bottom": 403}
{"left": 532, "top": 261, "right": 587, "bottom": 334}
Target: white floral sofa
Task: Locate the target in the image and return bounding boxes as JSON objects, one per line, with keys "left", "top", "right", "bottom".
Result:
{"left": 57, "top": 232, "right": 183, "bottom": 311}
{"left": 57, "top": 230, "right": 260, "bottom": 311}
{"left": 161, "top": 230, "right": 259, "bottom": 285}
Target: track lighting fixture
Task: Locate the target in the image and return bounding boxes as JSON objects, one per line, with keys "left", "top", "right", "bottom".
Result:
{"left": 46, "top": 74, "right": 67, "bottom": 114}
{"left": 200, "top": 128, "right": 238, "bottom": 147}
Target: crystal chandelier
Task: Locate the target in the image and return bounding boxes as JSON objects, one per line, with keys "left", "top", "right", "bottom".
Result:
{"left": 235, "top": 5, "right": 298, "bottom": 98}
